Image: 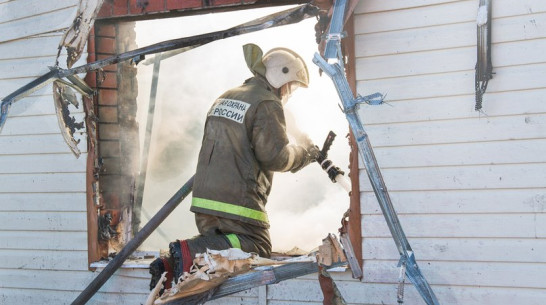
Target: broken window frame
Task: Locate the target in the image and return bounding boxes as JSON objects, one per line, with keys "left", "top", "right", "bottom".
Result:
{"left": 80, "top": 3, "right": 340, "bottom": 269}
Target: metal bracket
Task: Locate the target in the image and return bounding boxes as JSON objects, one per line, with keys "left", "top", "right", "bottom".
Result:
{"left": 323, "top": 0, "right": 348, "bottom": 59}
{"left": 475, "top": 0, "right": 493, "bottom": 111}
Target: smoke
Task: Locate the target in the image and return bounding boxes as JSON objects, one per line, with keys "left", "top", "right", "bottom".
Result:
{"left": 134, "top": 7, "right": 350, "bottom": 252}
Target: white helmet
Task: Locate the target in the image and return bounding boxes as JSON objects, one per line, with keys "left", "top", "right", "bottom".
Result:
{"left": 262, "top": 48, "right": 309, "bottom": 89}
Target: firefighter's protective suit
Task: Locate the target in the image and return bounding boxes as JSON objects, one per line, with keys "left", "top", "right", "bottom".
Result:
{"left": 150, "top": 44, "right": 317, "bottom": 292}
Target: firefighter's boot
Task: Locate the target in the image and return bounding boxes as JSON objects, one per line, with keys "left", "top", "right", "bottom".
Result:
{"left": 169, "top": 240, "right": 186, "bottom": 283}
{"left": 149, "top": 256, "right": 174, "bottom": 295}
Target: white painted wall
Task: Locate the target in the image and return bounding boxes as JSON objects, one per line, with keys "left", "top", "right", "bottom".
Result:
{"left": 354, "top": 0, "right": 546, "bottom": 304}
{"left": 0, "top": 0, "right": 90, "bottom": 303}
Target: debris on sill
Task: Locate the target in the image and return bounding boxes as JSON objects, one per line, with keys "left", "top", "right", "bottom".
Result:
{"left": 146, "top": 234, "right": 349, "bottom": 305}
{"left": 268, "top": 246, "right": 310, "bottom": 261}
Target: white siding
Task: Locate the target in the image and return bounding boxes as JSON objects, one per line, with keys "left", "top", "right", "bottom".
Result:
{"left": 354, "top": 0, "right": 546, "bottom": 304}
{"left": 0, "top": 1, "right": 91, "bottom": 304}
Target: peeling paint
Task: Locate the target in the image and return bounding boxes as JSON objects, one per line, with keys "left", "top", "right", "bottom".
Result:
{"left": 56, "top": 0, "right": 105, "bottom": 69}
{"left": 53, "top": 81, "right": 85, "bottom": 158}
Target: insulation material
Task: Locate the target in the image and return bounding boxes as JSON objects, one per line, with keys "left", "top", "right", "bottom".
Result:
{"left": 149, "top": 248, "right": 283, "bottom": 304}
{"left": 317, "top": 234, "right": 346, "bottom": 266}
{"left": 148, "top": 236, "right": 349, "bottom": 304}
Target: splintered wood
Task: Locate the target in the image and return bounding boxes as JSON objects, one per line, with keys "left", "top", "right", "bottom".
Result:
{"left": 317, "top": 234, "right": 347, "bottom": 266}
{"left": 146, "top": 236, "right": 347, "bottom": 304}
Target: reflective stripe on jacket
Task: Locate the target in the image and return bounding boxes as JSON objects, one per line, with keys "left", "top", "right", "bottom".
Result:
{"left": 191, "top": 77, "right": 307, "bottom": 228}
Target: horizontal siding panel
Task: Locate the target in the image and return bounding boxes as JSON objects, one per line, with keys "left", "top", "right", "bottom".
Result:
{"left": 361, "top": 139, "right": 546, "bottom": 168}
{"left": 361, "top": 214, "right": 541, "bottom": 238}
{"left": 6, "top": 95, "right": 57, "bottom": 117}
{"left": 355, "top": 21, "right": 473, "bottom": 57}
{"left": 0, "top": 6, "right": 76, "bottom": 43}
{"left": 358, "top": 89, "right": 546, "bottom": 125}
{"left": 266, "top": 300, "right": 320, "bottom": 305}
{"left": 0, "top": 289, "right": 155, "bottom": 305}
{"left": 0, "top": 60, "right": 86, "bottom": 99}
{"left": 355, "top": 0, "right": 546, "bottom": 34}
{"left": 485, "top": 0, "right": 546, "bottom": 16}
{"left": 94, "top": 267, "right": 151, "bottom": 279}
{"left": 486, "top": 63, "right": 546, "bottom": 94}
{"left": 0, "top": 153, "right": 86, "bottom": 174}
{"left": 361, "top": 189, "right": 546, "bottom": 214}
{"left": 357, "top": 62, "right": 546, "bottom": 102}
{"left": 356, "top": 38, "right": 546, "bottom": 81}
{"left": 355, "top": 12, "right": 546, "bottom": 57}
{"left": 0, "top": 269, "right": 148, "bottom": 294}
{"left": 0, "top": 231, "right": 87, "bottom": 251}
{"left": 0, "top": 269, "right": 257, "bottom": 302}
{"left": 0, "top": 291, "right": 259, "bottom": 305}
{"left": 271, "top": 283, "right": 546, "bottom": 305}
{"left": 355, "top": 1, "right": 475, "bottom": 34}
{"left": 0, "top": 288, "right": 82, "bottom": 305}
{"left": 404, "top": 283, "right": 544, "bottom": 305}
{"left": 0, "top": 173, "right": 85, "bottom": 193}
{"left": 0, "top": 193, "right": 86, "bottom": 212}
{"left": 354, "top": 0, "right": 461, "bottom": 15}
{"left": 91, "top": 292, "right": 162, "bottom": 305}
{"left": 0, "top": 78, "right": 51, "bottom": 102}
{"left": 0, "top": 134, "right": 87, "bottom": 155}
{"left": 0, "top": 113, "right": 85, "bottom": 136}
{"left": 267, "top": 278, "right": 326, "bottom": 302}
{"left": 0, "top": 35, "right": 62, "bottom": 60}
{"left": 267, "top": 275, "right": 361, "bottom": 303}
{"left": 0, "top": 0, "right": 77, "bottom": 24}
{"left": 359, "top": 163, "right": 546, "bottom": 191}
{"left": 0, "top": 55, "right": 67, "bottom": 80}
{"left": 207, "top": 292, "right": 259, "bottom": 305}
{"left": 101, "top": 292, "right": 259, "bottom": 305}
{"left": 357, "top": 46, "right": 474, "bottom": 81}
{"left": 356, "top": 0, "right": 546, "bottom": 17}
{"left": 360, "top": 114, "right": 546, "bottom": 147}
{"left": 190, "top": 298, "right": 259, "bottom": 305}
{"left": 0, "top": 211, "right": 87, "bottom": 231}
{"left": 0, "top": 249, "right": 88, "bottom": 271}
{"left": 363, "top": 237, "right": 546, "bottom": 262}
{"left": 363, "top": 260, "right": 546, "bottom": 289}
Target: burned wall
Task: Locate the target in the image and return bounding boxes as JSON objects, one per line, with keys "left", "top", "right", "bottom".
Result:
{"left": 86, "top": 21, "right": 139, "bottom": 259}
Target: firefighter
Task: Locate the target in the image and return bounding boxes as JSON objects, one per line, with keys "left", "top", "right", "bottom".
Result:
{"left": 149, "top": 43, "right": 319, "bottom": 292}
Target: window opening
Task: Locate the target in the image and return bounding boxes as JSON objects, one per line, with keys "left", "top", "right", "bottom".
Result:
{"left": 130, "top": 6, "right": 351, "bottom": 254}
